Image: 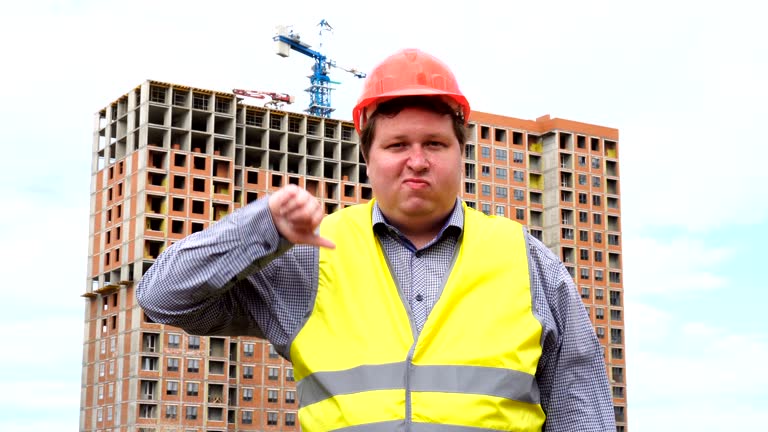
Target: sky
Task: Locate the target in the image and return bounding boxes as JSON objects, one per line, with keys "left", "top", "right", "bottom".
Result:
{"left": 0, "top": 0, "right": 766, "bottom": 430}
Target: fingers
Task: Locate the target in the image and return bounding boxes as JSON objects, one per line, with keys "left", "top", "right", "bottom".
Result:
{"left": 268, "top": 185, "right": 334, "bottom": 249}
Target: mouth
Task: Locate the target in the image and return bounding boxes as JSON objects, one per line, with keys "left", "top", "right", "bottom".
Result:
{"left": 403, "top": 179, "right": 430, "bottom": 188}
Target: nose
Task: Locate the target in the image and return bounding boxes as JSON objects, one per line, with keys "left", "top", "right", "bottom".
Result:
{"left": 406, "top": 145, "right": 429, "bottom": 172}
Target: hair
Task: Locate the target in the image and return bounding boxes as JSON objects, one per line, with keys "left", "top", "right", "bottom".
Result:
{"left": 359, "top": 96, "right": 467, "bottom": 161}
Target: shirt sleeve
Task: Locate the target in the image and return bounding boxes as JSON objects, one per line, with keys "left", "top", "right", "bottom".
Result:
{"left": 135, "top": 197, "right": 317, "bottom": 355}
{"left": 526, "top": 233, "right": 616, "bottom": 432}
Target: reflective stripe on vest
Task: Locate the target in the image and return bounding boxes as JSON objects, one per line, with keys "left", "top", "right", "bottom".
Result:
{"left": 290, "top": 200, "right": 546, "bottom": 431}
{"left": 298, "top": 363, "right": 539, "bottom": 407}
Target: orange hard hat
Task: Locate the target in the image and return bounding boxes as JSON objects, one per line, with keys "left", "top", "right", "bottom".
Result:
{"left": 352, "top": 48, "right": 471, "bottom": 133}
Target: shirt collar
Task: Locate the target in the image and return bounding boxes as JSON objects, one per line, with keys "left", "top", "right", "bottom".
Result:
{"left": 372, "top": 198, "right": 464, "bottom": 250}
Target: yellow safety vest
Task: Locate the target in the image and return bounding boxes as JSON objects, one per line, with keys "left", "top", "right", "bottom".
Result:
{"left": 290, "top": 201, "right": 546, "bottom": 431}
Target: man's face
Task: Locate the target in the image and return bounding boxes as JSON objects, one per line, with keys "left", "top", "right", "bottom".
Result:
{"left": 365, "top": 107, "right": 462, "bottom": 230}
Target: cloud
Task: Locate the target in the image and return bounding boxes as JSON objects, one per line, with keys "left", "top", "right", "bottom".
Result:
{"left": 622, "top": 234, "right": 733, "bottom": 296}
{"left": 625, "top": 301, "right": 768, "bottom": 432}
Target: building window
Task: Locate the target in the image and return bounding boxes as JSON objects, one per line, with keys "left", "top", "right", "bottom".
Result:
{"left": 595, "top": 288, "right": 605, "bottom": 300}
{"left": 482, "top": 184, "right": 491, "bottom": 196}
{"left": 513, "top": 189, "right": 524, "bottom": 201}
{"left": 167, "top": 357, "right": 179, "bottom": 372}
{"left": 595, "top": 251, "right": 603, "bottom": 262}
{"left": 109, "top": 360, "right": 114, "bottom": 375}
{"left": 596, "top": 308, "right": 605, "bottom": 320}
{"left": 187, "top": 359, "right": 199, "bottom": 373}
{"left": 611, "top": 309, "right": 622, "bottom": 321}
{"left": 464, "top": 163, "right": 476, "bottom": 179}
{"left": 579, "top": 211, "right": 588, "bottom": 223}
{"left": 243, "top": 343, "right": 254, "bottom": 357}
{"left": 496, "top": 167, "right": 507, "bottom": 179}
{"left": 578, "top": 174, "right": 587, "bottom": 185}
{"left": 495, "top": 148, "right": 507, "bottom": 160}
{"left": 464, "top": 143, "right": 475, "bottom": 160}
{"left": 242, "top": 410, "right": 253, "bottom": 424}
{"left": 481, "top": 146, "right": 490, "bottom": 158}
{"left": 580, "top": 249, "right": 589, "bottom": 261}
{"left": 464, "top": 182, "right": 476, "bottom": 194}
{"left": 608, "top": 234, "right": 621, "bottom": 246}
{"left": 168, "top": 334, "right": 180, "bottom": 349}
{"left": 596, "top": 327, "right": 605, "bottom": 338}
{"left": 166, "top": 381, "right": 179, "bottom": 396}
{"left": 513, "top": 151, "right": 524, "bottom": 163}
{"left": 286, "top": 390, "right": 296, "bottom": 404}
{"left": 580, "top": 268, "right": 590, "bottom": 280}
{"left": 186, "top": 382, "right": 199, "bottom": 396}
{"left": 578, "top": 155, "right": 587, "bottom": 166}
{"left": 481, "top": 165, "right": 490, "bottom": 176}
{"left": 515, "top": 208, "right": 525, "bottom": 220}
{"left": 243, "top": 388, "right": 253, "bottom": 401}
{"left": 267, "top": 411, "right": 278, "bottom": 425}
{"left": 595, "top": 269, "right": 604, "bottom": 281}
{"left": 243, "top": 365, "right": 254, "bottom": 379}
{"left": 611, "top": 347, "right": 623, "bottom": 359}
{"left": 579, "top": 230, "right": 589, "bottom": 242}
{"left": 581, "top": 287, "right": 590, "bottom": 299}
{"left": 481, "top": 203, "right": 491, "bottom": 215}
{"left": 285, "top": 412, "right": 297, "bottom": 426}
{"left": 593, "top": 195, "right": 602, "bottom": 206}
{"left": 513, "top": 170, "right": 524, "bottom": 182}
{"left": 98, "top": 385, "right": 104, "bottom": 400}
{"left": 495, "top": 186, "right": 507, "bottom": 198}
{"left": 593, "top": 213, "right": 602, "bottom": 225}
{"left": 592, "top": 157, "right": 601, "bottom": 169}
{"left": 286, "top": 368, "right": 295, "bottom": 382}
{"left": 166, "top": 405, "right": 178, "bottom": 419}
{"left": 99, "top": 362, "right": 105, "bottom": 377}
{"left": 188, "top": 335, "right": 200, "bottom": 350}
{"left": 186, "top": 405, "right": 198, "bottom": 420}
{"left": 612, "top": 367, "right": 624, "bottom": 383}
{"left": 268, "top": 389, "right": 279, "bottom": 403}
{"left": 611, "top": 328, "right": 623, "bottom": 344}
{"left": 594, "top": 232, "right": 603, "bottom": 244}
{"left": 578, "top": 193, "right": 588, "bottom": 204}
{"left": 268, "top": 367, "right": 279, "bottom": 381}
{"left": 495, "top": 205, "right": 505, "bottom": 216}
{"left": 613, "top": 386, "right": 625, "bottom": 398}
{"left": 610, "top": 290, "right": 622, "bottom": 306}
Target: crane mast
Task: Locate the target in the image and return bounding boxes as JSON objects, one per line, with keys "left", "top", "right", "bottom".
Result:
{"left": 273, "top": 20, "right": 366, "bottom": 118}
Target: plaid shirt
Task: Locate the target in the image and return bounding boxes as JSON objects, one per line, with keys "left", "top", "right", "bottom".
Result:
{"left": 137, "top": 198, "right": 616, "bottom": 431}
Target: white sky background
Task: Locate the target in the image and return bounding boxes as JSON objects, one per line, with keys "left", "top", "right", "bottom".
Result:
{"left": 0, "top": 0, "right": 766, "bottom": 430}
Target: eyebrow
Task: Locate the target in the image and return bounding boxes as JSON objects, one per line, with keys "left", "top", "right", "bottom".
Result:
{"left": 387, "top": 133, "right": 452, "bottom": 141}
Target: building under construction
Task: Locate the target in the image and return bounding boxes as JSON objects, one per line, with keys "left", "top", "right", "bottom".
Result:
{"left": 80, "top": 80, "right": 627, "bottom": 431}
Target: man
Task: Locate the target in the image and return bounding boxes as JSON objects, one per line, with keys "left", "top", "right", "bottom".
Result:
{"left": 137, "top": 48, "right": 616, "bottom": 431}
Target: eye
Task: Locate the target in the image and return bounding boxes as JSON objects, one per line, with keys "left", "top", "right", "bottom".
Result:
{"left": 427, "top": 140, "right": 446, "bottom": 148}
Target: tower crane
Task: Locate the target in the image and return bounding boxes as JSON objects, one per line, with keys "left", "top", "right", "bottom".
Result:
{"left": 232, "top": 88, "right": 295, "bottom": 109}
{"left": 273, "top": 20, "right": 366, "bottom": 118}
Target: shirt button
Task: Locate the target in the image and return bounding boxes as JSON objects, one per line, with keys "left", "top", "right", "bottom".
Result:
{"left": 415, "top": 294, "right": 424, "bottom": 302}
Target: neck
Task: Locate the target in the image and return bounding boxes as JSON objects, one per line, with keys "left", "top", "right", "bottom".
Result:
{"left": 388, "top": 213, "right": 451, "bottom": 250}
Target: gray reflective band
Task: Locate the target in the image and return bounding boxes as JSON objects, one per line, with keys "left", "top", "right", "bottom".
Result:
{"left": 335, "top": 421, "right": 514, "bottom": 432}
{"left": 298, "top": 363, "right": 539, "bottom": 407}
{"left": 334, "top": 420, "right": 405, "bottom": 432}
{"left": 299, "top": 363, "right": 407, "bottom": 407}
{"left": 410, "top": 365, "right": 539, "bottom": 404}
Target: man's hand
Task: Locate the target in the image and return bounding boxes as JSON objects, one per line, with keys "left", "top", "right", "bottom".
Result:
{"left": 268, "top": 185, "right": 336, "bottom": 249}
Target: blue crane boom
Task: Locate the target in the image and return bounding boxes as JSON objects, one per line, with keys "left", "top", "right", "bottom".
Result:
{"left": 273, "top": 21, "right": 366, "bottom": 118}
